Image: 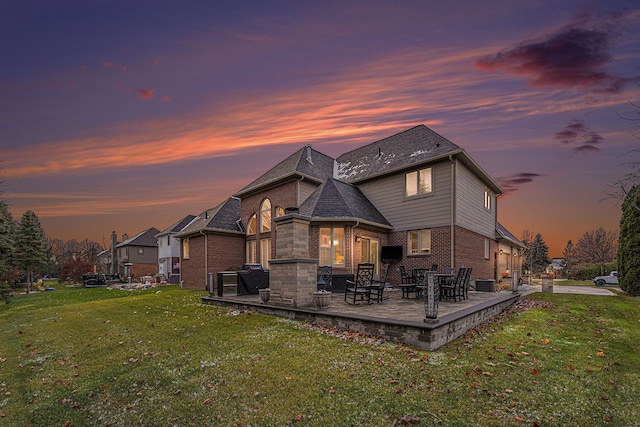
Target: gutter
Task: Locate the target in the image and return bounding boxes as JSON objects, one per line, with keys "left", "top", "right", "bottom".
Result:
{"left": 450, "top": 154, "right": 455, "bottom": 269}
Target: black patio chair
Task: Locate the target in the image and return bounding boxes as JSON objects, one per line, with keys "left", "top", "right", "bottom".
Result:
{"left": 345, "top": 263, "right": 374, "bottom": 305}
{"left": 399, "top": 265, "right": 412, "bottom": 284}
{"left": 369, "top": 263, "right": 389, "bottom": 303}
{"left": 317, "top": 265, "right": 332, "bottom": 292}
{"left": 413, "top": 268, "right": 432, "bottom": 299}
{"left": 430, "top": 264, "right": 438, "bottom": 272}
{"left": 440, "top": 267, "right": 467, "bottom": 302}
{"left": 456, "top": 267, "right": 472, "bottom": 301}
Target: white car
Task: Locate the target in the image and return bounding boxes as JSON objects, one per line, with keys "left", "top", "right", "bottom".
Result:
{"left": 593, "top": 271, "right": 618, "bottom": 287}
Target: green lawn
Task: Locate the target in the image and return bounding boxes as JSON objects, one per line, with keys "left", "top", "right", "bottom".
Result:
{"left": 0, "top": 283, "right": 638, "bottom": 426}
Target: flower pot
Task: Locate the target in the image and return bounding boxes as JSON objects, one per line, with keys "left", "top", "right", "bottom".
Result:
{"left": 313, "top": 291, "right": 331, "bottom": 308}
{"left": 259, "top": 288, "right": 270, "bottom": 303}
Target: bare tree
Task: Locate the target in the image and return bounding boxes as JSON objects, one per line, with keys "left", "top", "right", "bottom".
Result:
{"left": 605, "top": 83, "right": 640, "bottom": 211}
{"left": 576, "top": 227, "right": 618, "bottom": 275}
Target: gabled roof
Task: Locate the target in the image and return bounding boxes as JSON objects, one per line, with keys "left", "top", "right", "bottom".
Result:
{"left": 156, "top": 215, "right": 197, "bottom": 237}
{"left": 298, "top": 178, "right": 392, "bottom": 228}
{"left": 117, "top": 228, "right": 161, "bottom": 248}
{"left": 175, "top": 197, "right": 243, "bottom": 238}
{"left": 496, "top": 223, "right": 525, "bottom": 248}
{"left": 336, "top": 124, "right": 502, "bottom": 194}
{"left": 234, "top": 145, "right": 335, "bottom": 197}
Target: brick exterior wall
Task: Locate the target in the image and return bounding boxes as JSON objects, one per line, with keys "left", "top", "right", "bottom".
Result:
{"left": 454, "top": 226, "right": 496, "bottom": 281}
{"left": 180, "top": 233, "right": 245, "bottom": 290}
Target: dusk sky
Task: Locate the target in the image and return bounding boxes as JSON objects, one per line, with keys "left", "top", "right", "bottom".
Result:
{"left": 2, "top": 0, "right": 639, "bottom": 257}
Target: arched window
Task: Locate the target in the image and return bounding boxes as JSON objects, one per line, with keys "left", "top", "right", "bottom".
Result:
{"left": 275, "top": 206, "right": 285, "bottom": 218}
{"left": 247, "top": 214, "right": 257, "bottom": 235}
{"left": 260, "top": 198, "right": 272, "bottom": 232}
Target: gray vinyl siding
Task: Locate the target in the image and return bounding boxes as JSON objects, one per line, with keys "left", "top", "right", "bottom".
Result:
{"left": 356, "top": 160, "right": 452, "bottom": 232}
{"left": 455, "top": 162, "right": 495, "bottom": 237}
{"left": 298, "top": 180, "right": 319, "bottom": 205}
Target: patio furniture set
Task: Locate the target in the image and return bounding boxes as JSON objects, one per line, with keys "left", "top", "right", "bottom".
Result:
{"left": 398, "top": 265, "right": 473, "bottom": 302}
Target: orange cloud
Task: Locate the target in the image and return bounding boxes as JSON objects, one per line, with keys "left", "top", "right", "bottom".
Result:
{"left": 137, "top": 89, "right": 154, "bottom": 100}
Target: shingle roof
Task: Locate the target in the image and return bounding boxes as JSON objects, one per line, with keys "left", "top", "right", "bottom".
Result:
{"left": 175, "top": 198, "right": 243, "bottom": 237}
{"left": 298, "top": 178, "right": 391, "bottom": 228}
{"left": 117, "top": 228, "right": 161, "bottom": 248}
{"left": 234, "top": 145, "right": 335, "bottom": 197}
{"left": 335, "top": 125, "right": 461, "bottom": 183}
{"left": 496, "top": 223, "right": 525, "bottom": 248}
{"left": 156, "top": 215, "right": 197, "bottom": 237}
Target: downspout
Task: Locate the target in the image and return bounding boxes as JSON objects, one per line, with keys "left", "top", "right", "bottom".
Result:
{"left": 449, "top": 155, "right": 455, "bottom": 269}
{"left": 200, "top": 230, "right": 208, "bottom": 288}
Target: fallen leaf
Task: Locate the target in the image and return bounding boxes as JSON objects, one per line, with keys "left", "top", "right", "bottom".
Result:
{"left": 543, "top": 339, "right": 550, "bottom": 344}
{"left": 596, "top": 351, "right": 605, "bottom": 357}
{"left": 514, "top": 415, "right": 525, "bottom": 422}
{"left": 530, "top": 369, "right": 540, "bottom": 375}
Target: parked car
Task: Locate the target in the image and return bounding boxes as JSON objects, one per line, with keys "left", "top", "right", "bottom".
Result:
{"left": 83, "top": 274, "right": 107, "bottom": 287}
{"left": 592, "top": 271, "right": 618, "bottom": 287}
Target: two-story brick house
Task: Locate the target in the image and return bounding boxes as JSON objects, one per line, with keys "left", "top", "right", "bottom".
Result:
{"left": 155, "top": 215, "right": 196, "bottom": 280}
{"left": 176, "top": 124, "right": 523, "bottom": 291}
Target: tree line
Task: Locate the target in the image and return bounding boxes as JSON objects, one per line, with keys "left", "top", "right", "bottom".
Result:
{"left": 0, "top": 201, "right": 103, "bottom": 303}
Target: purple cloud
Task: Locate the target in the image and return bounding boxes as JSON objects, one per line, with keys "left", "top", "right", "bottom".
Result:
{"left": 497, "top": 172, "right": 544, "bottom": 195}
{"left": 475, "top": 21, "right": 632, "bottom": 94}
{"left": 553, "top": 119, "right": 604, "bottom": 152}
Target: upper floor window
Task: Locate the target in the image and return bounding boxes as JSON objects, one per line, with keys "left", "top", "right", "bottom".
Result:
{"left": 406, "top": 168, "right": 432, "bottom": 197}
{"left": 247, "top": 214, "right": 257, "bottom": 235}
{"left": 260, "top": 198, "right": 272, "bottom": 232}
{"left": 319, "top": 227, "right": 345, "bottom": 267}
{"left": 275, "top": 206, "right": 285, "bottom": 218}
{"left": 408, "top": 229, "right": 431, "bottom": 255}
{"left": 484, "top": 187, "right": 491, "bottom": 210}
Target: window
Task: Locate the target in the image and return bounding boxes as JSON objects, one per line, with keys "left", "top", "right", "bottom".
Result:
{"left": 484, "top": 187, "right": 491, "bottom": 210}
{"left": 275, "top": 206, "right": 285, "bottom": 218}
{"left": 246, "top": 240, "right": 256, "bottom": 264}
{"left": 408, "top": 229, "right": 431, "bottom": 255}
{"left": 319, "top": 227, "right": 345, "bottom": 267}
{"left": 247, "top": 214, "right": 257, "bottom": 235}
{"left": 260, "top": 199, "right": 272, "bottom": 232}
{"left": 182, "top": 238, "right": 190, "bottom": 259}
{"left": 260, "top": 238, "right": 271, "bottom": 268}
{"left": 406, "top": 168, "right": 432, "bottom": 197}
{"left": 484, "top": 237, "right": 490, "bottom": 259}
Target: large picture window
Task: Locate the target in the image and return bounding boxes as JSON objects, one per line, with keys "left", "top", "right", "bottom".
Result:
{"left": 246, "top": 240, "right": 256, "bottom": 264}
{"left": 406, "top": 168, "right": 432, "bottom": 197}
{"left": 319, "top": 227, "right": 345, "bottom": 267}
{"left": 247, "top": 214, "right": 257, "bottom": 235}
{"left": 260, "top": 238, "right": 271, "bottom": 268}
{"left": 260, "top": 199, "right": 272, "bottom": 232}
{"left": 408, "top": 229, "right": 431, "bottom": 255}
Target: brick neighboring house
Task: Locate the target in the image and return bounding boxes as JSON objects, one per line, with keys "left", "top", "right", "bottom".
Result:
{"left": 156, "top": 215, "right": 196, "bottom": 280}
{"left": 175, "top": 198, "right": 245, "bottom": 289}
{"left": 115, "top": 228, "right": 160, "bottom": 279}
{"left": 177, "top": 124, "right": 523, "bottom": 291}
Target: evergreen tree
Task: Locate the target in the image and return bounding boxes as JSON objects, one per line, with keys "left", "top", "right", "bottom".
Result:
{"left": 14, "top": 210, "right": 48, "bottom": 293}
{"left": 0, "top": 201, "right": 15, "bottom": 277}
{"left": 0, "top": 202, "right": 15, "bottom": 303}
{"left": 528, "top": 233, "right": 550, "bottom": 276}
{"left": 618, "top": 185, "right": 640, "bottom": 296}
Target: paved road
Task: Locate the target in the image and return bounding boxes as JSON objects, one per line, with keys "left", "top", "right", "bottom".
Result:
{"left": 518, "top": 284, "right": 618, "bottom": 296}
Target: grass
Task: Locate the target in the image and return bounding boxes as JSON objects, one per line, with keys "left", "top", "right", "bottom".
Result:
{"left": 0, "top": 283, "right": 638, "bottom": 426}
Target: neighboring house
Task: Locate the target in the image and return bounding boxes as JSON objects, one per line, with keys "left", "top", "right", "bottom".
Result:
{"left": 156, "top": 215, "right": 196, "bottom": 279}
{"left": 174, "top": 198, "right": 245, "bottom": 290}
{"left": 177, "top": 124, "right": 522, "bottom": 290}
{"left": 115, "top": 228, "right": 160, "bottom": 279}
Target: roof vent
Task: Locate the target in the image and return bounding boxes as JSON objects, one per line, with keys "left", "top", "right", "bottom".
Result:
{"left": 306, "top": 146, "right": 313, "bottom": 164}
{"left": 378, "top": 147, "right": 382, "bottom": 157}
{"left": 205, "top": 211, "right": 209, "bottom": 219}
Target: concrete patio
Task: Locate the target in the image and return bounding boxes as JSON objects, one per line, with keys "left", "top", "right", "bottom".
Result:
{"left": 201, "top": 284, "right": 548, "bottom": 350}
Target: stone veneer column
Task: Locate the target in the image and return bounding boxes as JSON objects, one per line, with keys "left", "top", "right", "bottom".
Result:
{"left": 268, "top": 213, "right": 317, "bottom": 308}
